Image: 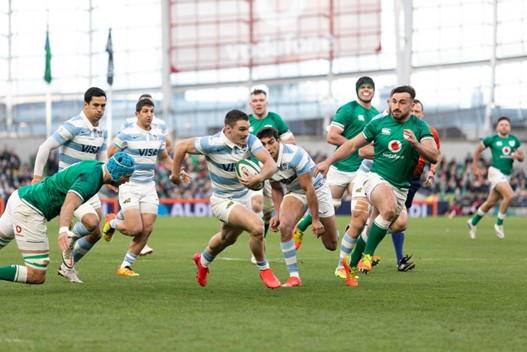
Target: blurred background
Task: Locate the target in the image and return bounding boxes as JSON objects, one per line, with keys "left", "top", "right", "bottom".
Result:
{"left": 1, "top": 0, "right": 526, "bottom": 215}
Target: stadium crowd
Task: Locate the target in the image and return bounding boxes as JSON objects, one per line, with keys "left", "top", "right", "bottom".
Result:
{"left": 0, "top": 146, "right": 526, "bottom": 216}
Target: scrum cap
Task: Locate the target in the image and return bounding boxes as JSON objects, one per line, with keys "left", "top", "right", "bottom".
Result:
{"left": 107, "top": 152, "right": 135, "bottom": 181}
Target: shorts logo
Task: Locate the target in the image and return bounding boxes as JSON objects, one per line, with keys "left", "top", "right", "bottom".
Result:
{"left": 123, "top": 198, "right": 132, "bottom": 204}
{"left": 388, "top": 140, "right": 402, "bottom": 152}
{"left": 226, "top": 201, "right": 234, "bottom": 209}
{"left": 356, "top": 187, "right": 362, "bottom": 193}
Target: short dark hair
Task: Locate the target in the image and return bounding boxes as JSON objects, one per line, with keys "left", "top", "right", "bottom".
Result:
{"left": 497, "top": 116, "right": 511, "bottom": 125}
{"left": 250, "top": 89, "right": 267, "bottom": 97}
{"left": 224, "top": 109, "right": 248, "bottom": 127}
{"left": 390, "top": 85, "right": 416, "bottom": 100}
{"left": 84, "top": 87, "right": 106, "bottom": 104}
{"left": 139, "top": 93, "right": 153, "bottom": 101}
{"left": 136, "top": 98, "right": 154, "bottom": 112}
{"left": 413, "top": 98, "right": 424, "bottom": 111}
{"left": 256, "top": 126, "right": 279, "bottom": 141}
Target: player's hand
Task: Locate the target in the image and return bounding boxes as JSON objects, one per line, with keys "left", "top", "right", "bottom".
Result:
{"left": 57, "top": 230, "right": 71, "bottom": 251}
{"left": 315, "top": 162, "right": 329, "bottom": 178}
{"left": 106, "top": 184, "right": 119, "bottom": 193}
{"left": 239, "top": 173, "right": 262, "bottom": 189}
{"left": 180, "top": 170, "right": 192, "bottom": 186}
{"left": 311, "top": 219, "right": 325, "bottom": 238}
{"left": 31, "top": 175, "right": 42, "bottom": 185}
{"left": 403, "top": 129, "right": 417, "bottom": 146}
{"left": 424, "top": 172, "right": 435, "bottom": 187}
{"left": 269, "top": 216, "right": 280, "bottom": 232}
{"left": 170, "top": 174, "right": 181, "bottom": 185}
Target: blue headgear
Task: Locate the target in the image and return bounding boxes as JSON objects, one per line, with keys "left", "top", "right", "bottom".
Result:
{"left": 107, "top": 152, "right": 136, "bottom": 182}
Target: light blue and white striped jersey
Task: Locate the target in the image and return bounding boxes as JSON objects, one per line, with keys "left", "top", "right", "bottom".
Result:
{"left": 357, "top": 110, "right": 388, "bottom": 173}
{"left": 194, "top": 130, "right": 264, "bottom": 199}
{"left": 269, "top": 143, "right": 324, "bottom": 194}
{"left": 123, "top": 116, "right": 167, "bottom": 136}
{"left": 52, "top": 111, "right": 108, "bottom": 170}
{"left": 112, "top": 122, "right": 166, "bottom": 183}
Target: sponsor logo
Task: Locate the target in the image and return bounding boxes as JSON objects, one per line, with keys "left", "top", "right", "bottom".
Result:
{"left": 387, "top": 140, "right": 402, "bottom": 153}
{"left": 358, "top": 115, "right": 365, "bottom": 121}
{"left": 381, "top": 128, "right": 391, "bottom": 135}
{"left": 502, "top": 146, "right": 511, "bottom": 155}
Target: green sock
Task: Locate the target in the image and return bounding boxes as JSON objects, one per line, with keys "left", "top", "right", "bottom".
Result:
{"left": 264, "top": 221, "right": 270, "bottom": 238}
{"left": 298, "top": 213, "right": 312, "bottom": 232}
{"left": 364, "top": 221, "right": 389, "bottom": 255}
{"left": 0, "top": 265, "right": 18, "bottom": 281}
{"left": 349, "top": 236, "right": 366, "bottom": 267}
{"left": 472, "top": 213, "right": 483, "bottom": 225}
{"left": 497, "top": 218, "right": 504, "bottom": 226}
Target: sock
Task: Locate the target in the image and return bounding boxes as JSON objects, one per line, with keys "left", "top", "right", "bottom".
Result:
{"left": 121, "top": 251, "right": 138, "bottom": 269}
{"left": 0, "top": 265, "right": 28, "bottom": 283}
{"left": 280, "top": 239, "right": 299, "bottom": 277}
{"left": 116, "top": 210, "right": 124, "bottom": 220}
{"left": 497, "top": 212, "right": 505, "bottom": 226}
{"left": 337, "top": 233, "right": 357, "bottom": 268}
{"left": 73, "top": 237, "right": 94, "bottom": 263}
{"left": 0, "top": 236, "right": 13, "bottom": 249}
{"left": 471, "top": 207, "right": 486, "bottom": 225}
{"left": 72, "top": 221, "right": 91, "bottom": 237}
{"left": 298, "top": 213, "right": 312, "bottom": 232}
{"left": 110, "top": 218, "right": 122, "bottom": 229}
{"left": 349, "top": 235, "right": 367, "bottom": 267}
{"left": 256, "top": 258, "right": 270, "bottom": 271}
{"left": 363, "top": 215, "right": 391, "bottom": 255}
{"left": 201, "top": 250, "right": 215, "bottom": 267}
{"left": 264, "top": 220, "right": 270, "bottom": 238}
{"left": 391, "top": 232, "right": 405, "bottom": 264}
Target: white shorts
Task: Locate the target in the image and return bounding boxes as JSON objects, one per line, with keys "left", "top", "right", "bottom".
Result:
{"left": 73, "top": 194, "right": 101, "bottom": 219}
{"left": 326, "top": 166, "right": 357, "bottom": 188}
{"left": 488, "top": 166, "right": 511, "bottom": 190}
{"left": 118, "top": 181, "right": 159, "bottom": 214}
{"left": 0, "top": 190, "right": 50, "bottom": 264}
{"left": 210, "top": 193, "right": 252, "bottom": 223}
{"left": 363, "top": 172, "right": 408, "bottom": 216}
{"left": 249, "top": 180, "right": 274, "bottom": 213}
{"left": 351, "top": 170, "right": 369, "bottom": 198}
{"left": 284, "top": 182, "right": 335, "bottom": 218}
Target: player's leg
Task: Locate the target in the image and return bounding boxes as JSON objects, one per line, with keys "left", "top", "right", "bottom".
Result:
{"left": 493, "top": 181, "right": 514, "bottom": 238}
{"left": 0, "top": 192, "right": 50, "bottom": 284}
{"left": 278, "top": 194, "right": 306, "bottom": 287}
{"left": 467, "top": 188, "right": 500, "bottom": 239}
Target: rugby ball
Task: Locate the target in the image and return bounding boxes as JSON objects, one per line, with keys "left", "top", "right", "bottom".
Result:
{"left": 235, "top": 159, "right": 264, "bottom": 191}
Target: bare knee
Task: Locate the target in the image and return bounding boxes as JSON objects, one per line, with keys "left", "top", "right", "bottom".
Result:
{"left": 81, "top": 214, "right": 100, "bottom": 233}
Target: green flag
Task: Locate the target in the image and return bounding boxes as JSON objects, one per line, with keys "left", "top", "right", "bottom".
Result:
{"left": 44, "top": 30, "right": 52, "bottom": 84}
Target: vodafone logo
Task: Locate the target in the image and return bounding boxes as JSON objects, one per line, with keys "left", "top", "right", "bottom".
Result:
{"left": 388, "top": 140, "right": 402, "bottom": 153}
{"left": 255, "top": 0, "right": 306, "bottom": 28}
{"left": 502, "top": 146, "right": 511, "bottom": 155}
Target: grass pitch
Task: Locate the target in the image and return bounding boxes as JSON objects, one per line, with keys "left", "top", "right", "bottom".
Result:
{"left": 1, "top": 215, "right": 526, "bottom": 351}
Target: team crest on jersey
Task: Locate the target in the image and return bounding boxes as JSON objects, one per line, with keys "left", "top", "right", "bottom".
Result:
{"left": 388, "top": 140, "right": 402, "bottom": 152}
{"left": 509, "top": 141, "right": 516, "bottom": 147}
{"left": 281, "top": 162, "right": 288, "bottom": 169}
{"left": 381, "top": 128, "right": 391, "bottom": 135}
{"left": 502, "top": 146, "right": 511, "bottom": 155}
{"left": 97, "top": 130, "right": 103, "bottom": 137}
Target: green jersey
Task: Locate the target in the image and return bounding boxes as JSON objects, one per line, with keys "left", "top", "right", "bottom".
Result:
{"left": 482, "top": 134, "right": 521, "bottom": 176}
{"left": 18, "top": 160, "right": 105, "bottom": 221}
{"left": 331, "top": 101, "right": 379, "bottom": 172}
{"left": 363, "top": 114, "right": 433, "bottom": 189}
{"left": 248, "top": 111, "right": 290, "bottom": 138}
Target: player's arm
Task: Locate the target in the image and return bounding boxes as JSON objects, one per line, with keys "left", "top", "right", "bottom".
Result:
{"left": 424, "top": 150, "right": 442, "bottom": 187}
{"left": 326, "top": 125, "right": 348, "bottom": 147}
{"left": 269, "top": 181, "right": 284, "bottom": 232}
{"left": 472, "top": 142, "right": 486, "bottom": 179}
{"left": 57, "top": 192, "right": 84, "bottom": 251}
{"left": 107, "top": 144, "right": 120, "bottom": 159}
{"left": 253, "top": 148, "right": 277, "bottom": 183}
{"left": 512, "top": 147, "right": 524, "bottom": 162}
{"left": 170, "top": 138, "right": 196, "bottom": 185}
{"left": 404, "top": 129, "right": 439, "bottom": 164}
{"left": 280, "top": 131, "right": 296, "bottom": 145}
{"left": 316, "top": 134, "right": 368, "bottom": 178}
{"left": 32, "top": 136, "right": 62, "bottom": 183}
{"left": 358, "top": 143, "right": 374, "bottom": 159}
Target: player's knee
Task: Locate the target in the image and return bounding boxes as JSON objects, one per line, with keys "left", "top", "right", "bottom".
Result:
{"left": 323, "top": 237, "right": 338, "bottom": 251}
{"left": 81, "top": 214, "right": 100, "bottom": 233}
